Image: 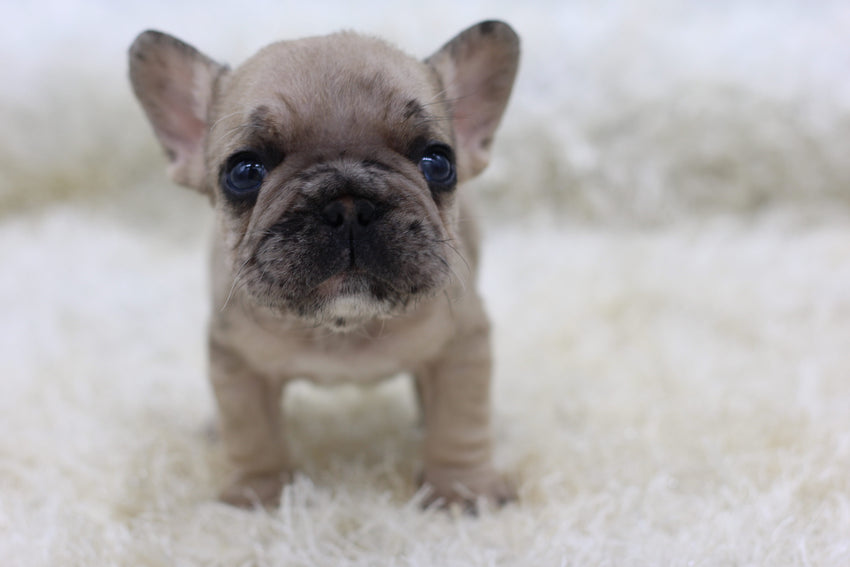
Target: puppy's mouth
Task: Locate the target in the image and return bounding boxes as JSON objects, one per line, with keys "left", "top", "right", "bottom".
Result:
{"left": 312, "top": 272, "right": 396, "bottom": 331}
{"left": 241, "top": 198, "right": 449, "bottom": 327}
{"left": 314, "top": 267, "right": 398, "bottom": 305}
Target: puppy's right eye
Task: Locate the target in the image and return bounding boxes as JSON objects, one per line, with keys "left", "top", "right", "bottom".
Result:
{"left": 223, "top": 153, "right": 267, "bottom": 196}
{"left": 418, "top": 144, "right": 456, "bottom": 191}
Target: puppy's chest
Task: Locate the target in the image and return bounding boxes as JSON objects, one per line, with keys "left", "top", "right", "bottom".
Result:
{"left": 219, "top": 309, "right": 452, "bottom": 384}
{"left": 285, "top": 341, "right": 416, "bottom": 385}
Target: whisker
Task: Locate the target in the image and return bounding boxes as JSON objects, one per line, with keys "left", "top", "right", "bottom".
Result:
{"left": 444, "top": 240, "right": 471, "bottom": 276}
{"left": 207, "top": 110, "right": 249, "bottom": 147}
{"left": 442, "top": 289, "right": 456, "bottom": 316}
{"left": 434, "top": 251, "right": 466, "bottom": 297}
{"left": 220, "top": 257, "right": 252, "bottom": 312}
{"left": 209, "top": 110, "right": 246, "bottom": 135}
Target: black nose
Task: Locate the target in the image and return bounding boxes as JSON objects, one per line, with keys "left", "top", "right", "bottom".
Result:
{"left": 321, "top": 197, "right": 376, "bottom": 229}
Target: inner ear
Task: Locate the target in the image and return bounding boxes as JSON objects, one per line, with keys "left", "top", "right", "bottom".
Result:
{"left": 129, "top": 30, "right": 227, "bottom": 192}
{"left": 426, "top": 21, "right": 520, "bottom": 181}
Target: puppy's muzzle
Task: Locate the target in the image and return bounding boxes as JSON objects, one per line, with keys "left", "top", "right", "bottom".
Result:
{"left": 246, "top": 162, "right": 449, "bottom": 321}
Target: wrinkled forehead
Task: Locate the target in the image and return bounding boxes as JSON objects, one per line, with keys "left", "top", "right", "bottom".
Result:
{"left": 209, "top": 33, "right": 452, "bottom": 160}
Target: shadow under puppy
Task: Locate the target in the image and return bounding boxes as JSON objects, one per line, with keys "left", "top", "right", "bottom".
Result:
{"left": 128, "top": 20, "right": 519, "bottom": 509}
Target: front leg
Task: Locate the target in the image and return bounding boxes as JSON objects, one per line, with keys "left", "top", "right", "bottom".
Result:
{"left": 209, "top": 336, "right": 291, "bottom": 508}
{"left": 415, "top": 318, "right": 515, "bottom": 509}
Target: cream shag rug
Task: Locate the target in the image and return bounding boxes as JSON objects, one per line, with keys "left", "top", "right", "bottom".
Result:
{"left": 2, "top": 209, "right": 849, "bottom": 565}
{"left": 2, "top": 1, "right": 850, "bottom": 565}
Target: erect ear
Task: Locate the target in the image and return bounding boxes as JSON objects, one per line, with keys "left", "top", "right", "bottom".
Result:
{"left": 426, "top": 21, "right": 520, "bottom": 182}
{"left": 128, "top": 30, "right": 227, "bottom": 192}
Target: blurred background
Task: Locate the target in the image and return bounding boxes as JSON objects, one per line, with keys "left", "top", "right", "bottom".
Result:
{"left": 3, "top": 3, "right": 850, "bottom": 563}
{"left": 2, "top": 0, "right": 849, "bottom": 227}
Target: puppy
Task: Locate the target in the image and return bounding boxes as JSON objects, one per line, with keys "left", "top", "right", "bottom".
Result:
{"left": 128, "top": 20, "right": 519, "bottom": 509}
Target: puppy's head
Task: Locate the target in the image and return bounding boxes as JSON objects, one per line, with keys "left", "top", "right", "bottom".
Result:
{"left": 129, "top": 22, "right": 519, "bottom": 329}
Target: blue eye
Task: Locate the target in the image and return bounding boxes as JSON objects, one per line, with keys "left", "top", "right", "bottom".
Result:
{"left": 224, "top": 154, "right": 266, "bottom": 195}
{"left": 419, "top": 146, "right": 456, "bottom": 189}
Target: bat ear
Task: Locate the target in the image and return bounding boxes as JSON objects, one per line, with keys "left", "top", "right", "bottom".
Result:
{"left": 426, "top": 21, "right": 520, "bottom": 181}
{"left": 128, "top": 30, "right": 227, "bottom": 192}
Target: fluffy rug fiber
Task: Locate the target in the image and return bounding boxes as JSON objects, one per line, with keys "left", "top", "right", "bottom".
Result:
{"left": 2, "top": 1, "right": 850, "bottom": 565}
{"left": 3, "top": 209, "right": 850, "bottom": 566}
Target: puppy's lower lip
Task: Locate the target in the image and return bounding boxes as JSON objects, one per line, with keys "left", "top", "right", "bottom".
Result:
{"left": 316, "top": 270, "right": 367, "bottom": 294}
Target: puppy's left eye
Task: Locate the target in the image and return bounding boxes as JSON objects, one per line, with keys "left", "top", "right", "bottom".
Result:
{"left": 418, "top": 145, "right": 456, "bottom": 190}
{"left": 224, "top": 153, "right": 267, "bottom": 196}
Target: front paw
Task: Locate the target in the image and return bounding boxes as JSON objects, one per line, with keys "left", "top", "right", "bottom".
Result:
{"left": 219, "top": 470, "right": 292, "bottom": 508}
{"left": 420, "top": 466, "right": 516, "bottom": 511}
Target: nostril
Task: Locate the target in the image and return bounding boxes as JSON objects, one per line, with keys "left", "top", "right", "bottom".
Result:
{"left": 321, "top": 201, "right": 347, "bottom": 228}
{"left": 355, "top": 199, "right": 376, "bottom": 226}
{"left": 321, "top": 197, "right": 376, "bottom": 230}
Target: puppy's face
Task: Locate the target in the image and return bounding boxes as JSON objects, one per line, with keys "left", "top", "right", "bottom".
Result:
{"left": 210, "top": 36, "right": 458, "bottom": 327}
{"left": 130, "top": 23, "right": 519, "bottom": 328}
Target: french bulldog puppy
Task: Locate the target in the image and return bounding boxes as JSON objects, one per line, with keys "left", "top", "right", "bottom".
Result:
{"left": 129, "top": 20, "right": 519, "bottom": 509}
